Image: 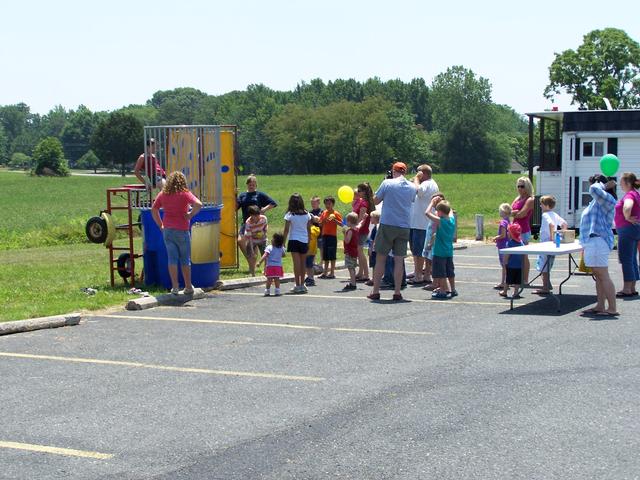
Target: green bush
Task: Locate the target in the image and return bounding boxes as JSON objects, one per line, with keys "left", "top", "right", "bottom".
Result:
{"left": 33, "top": 137, "right": 70, "bottom": 176}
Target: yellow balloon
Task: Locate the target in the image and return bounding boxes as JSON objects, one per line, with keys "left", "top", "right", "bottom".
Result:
{"left": 255, "top": 232, "right": 263, "bottom": 238}
{"left": 338, "top": 185, "right": 354, "bottom": 203}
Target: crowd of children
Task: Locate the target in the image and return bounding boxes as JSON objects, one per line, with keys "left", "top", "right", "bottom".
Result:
{"left": 493, "top": 194, "right": 567, "bottom": 298}
{"left": 243, "top": 174, "right": 568, "bottom": 301}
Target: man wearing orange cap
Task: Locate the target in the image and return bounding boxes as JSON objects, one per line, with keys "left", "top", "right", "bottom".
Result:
{"left": 367, "top": 161, "right": 417, "bottom": 301}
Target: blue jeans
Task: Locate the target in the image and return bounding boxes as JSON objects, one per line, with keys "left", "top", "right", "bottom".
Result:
{"left": 163, "top": 228, "right": 191, "bottom": 266}
{"left": 617, "top": 224, "right": 640, "bottom": 282}
{"left": 382, "top": 255, "right": 406, "bottom": 287}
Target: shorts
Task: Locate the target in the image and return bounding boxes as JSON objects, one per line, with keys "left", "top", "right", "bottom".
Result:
{"left": 344, "top": 254, "right": 358, "bottom": 269}
{"left": 536, "top": 254, "right": 555, "bottom": 273}
{"left": 305, "top": 255, "right": 315, "bottom": 268}
{"left": 583, "top": 236, "right": 611, "bottom": 268}
{"left": 374, "top": 224, "right": 410, "bottom": 257}
{"left": 432, "top": 255, "right": 454, "bottom": 279}
{"left": 369, "top": 251, "right": 377, "bottom": 269}
{"left": 238, "top": 224, "right": 246, "bottom": 236}
{"left": 264, "top": 265, "right": 284, "bottom": 278}
{"left": 163, "top": 228, "right": 191, "bottom": 266}
{"left": 506, "top": 267, "right": 522, "bottom": 285}
{"left": 521, "top": 231, "right": 532, "bottom": 244}
{"left": 409, "top": 228, "right": 427, "bottom": 257}
{"left": 287, "top": 240, "right": 309, "bottom": 254}
{"left": 322, "top": 235, "right": 337, "bottom": 261}
{"left": 358, "top": 233, "right": 369, "bottom": 247}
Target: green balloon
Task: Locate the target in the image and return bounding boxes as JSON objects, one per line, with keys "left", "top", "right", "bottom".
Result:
{"left": 600, "top": 154, "right": 619, "bottom": 177}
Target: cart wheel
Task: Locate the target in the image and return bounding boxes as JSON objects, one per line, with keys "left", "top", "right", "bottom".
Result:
{"left": 116, "top": 253, "right": 132, "bottom": 279}
{"left": 86, "top": 216, "right": 108, "bottom": 244}
{"left": 101, "top": 212, "right": 116, "bottom": 247}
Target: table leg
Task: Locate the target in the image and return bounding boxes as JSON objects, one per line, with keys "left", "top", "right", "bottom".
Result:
{"left": 558, "top": 253, "right": 579, "bottom": 295}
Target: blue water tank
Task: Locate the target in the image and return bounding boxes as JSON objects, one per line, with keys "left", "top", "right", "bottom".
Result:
{"left": 140, "top": 206, "right": 221, "bottom": 289}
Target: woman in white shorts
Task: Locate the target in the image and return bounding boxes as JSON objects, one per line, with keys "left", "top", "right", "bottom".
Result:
{"left": 579, "top": 176, "right": 618, "bottom": 316}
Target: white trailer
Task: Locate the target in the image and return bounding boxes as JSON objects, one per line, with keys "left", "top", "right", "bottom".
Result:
{"left": 527, "top": 110, "right": 640, "bottom": 233}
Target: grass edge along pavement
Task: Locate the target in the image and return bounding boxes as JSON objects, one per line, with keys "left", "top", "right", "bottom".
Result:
{"left": 0, "top": 170, "right": 519, "bottom": 322}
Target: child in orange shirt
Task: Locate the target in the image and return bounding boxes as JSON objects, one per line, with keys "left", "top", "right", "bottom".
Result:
{"left": 318, "top": 196, "right": 342, "bottom": 279}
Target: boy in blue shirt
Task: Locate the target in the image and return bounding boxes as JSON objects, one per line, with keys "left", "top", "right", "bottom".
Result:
{"left": 500, "top": 223, "right": 525, "bottom": 298}
{"left": 425, "top": 198, "right": 456, "bottom": 299}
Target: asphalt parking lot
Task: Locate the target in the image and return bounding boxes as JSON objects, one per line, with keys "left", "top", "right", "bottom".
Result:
{"left": 1, "top": 244, "right": 639, "bottom": 479}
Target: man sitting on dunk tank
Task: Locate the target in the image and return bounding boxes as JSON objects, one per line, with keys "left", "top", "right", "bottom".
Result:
{"left": 134, "top": 137, "right": 166, "bottom": 191}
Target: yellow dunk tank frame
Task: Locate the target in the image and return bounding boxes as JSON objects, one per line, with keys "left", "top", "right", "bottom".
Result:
{"left": 144, "top": 125, "right": 238, "bottom": 269}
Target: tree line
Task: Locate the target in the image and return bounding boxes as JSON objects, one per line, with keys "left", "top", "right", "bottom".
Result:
{"left": 1, "top": 28, "right": 637, "bottom": 176}
{"left": 0, "top": 67, "right": 527, "bottom": 175}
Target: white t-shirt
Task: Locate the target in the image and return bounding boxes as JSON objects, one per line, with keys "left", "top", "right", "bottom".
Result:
{"left": 284, "top": 212, "right": 312, "bottom": 243}
{"left": 264, "top": 245, "right": 285, "bottom": 267}
{"left": 410, "top": 179, "right": 439, "bottom": 230}
{"left": 540, "top": 211, "right": 566, "bottom": 242}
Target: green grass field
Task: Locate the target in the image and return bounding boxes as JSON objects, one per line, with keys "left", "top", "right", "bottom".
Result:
{"left": 0, "top": 170, "right": 522, "bottom": 321}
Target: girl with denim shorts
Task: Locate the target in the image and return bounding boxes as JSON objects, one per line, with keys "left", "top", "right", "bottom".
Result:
{"left": 152, "top": 171, "right": 202, "bottom": 295}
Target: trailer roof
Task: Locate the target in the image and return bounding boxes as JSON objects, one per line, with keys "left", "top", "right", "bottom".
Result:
{"left": 527, "top": 110, "right": 640, "bottom": 133}
{"left": 526, "top": 111, "right": 565, "bottom": 121}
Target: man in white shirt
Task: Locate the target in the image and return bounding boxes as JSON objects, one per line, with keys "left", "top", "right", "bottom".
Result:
{"left": 408, "top": 165, "right": 439, "bottom": 284}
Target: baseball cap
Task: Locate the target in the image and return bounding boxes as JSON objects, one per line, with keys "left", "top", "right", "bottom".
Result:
{"left": 392, "top": 162, "right": 407, "bottom": 173}
{"left": 508, "top": 223, "right": 522, "bottom": 241}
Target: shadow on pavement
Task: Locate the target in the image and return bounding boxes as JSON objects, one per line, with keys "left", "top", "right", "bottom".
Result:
{"left": 498, "top": 294, "right": 597, "bottom": 316}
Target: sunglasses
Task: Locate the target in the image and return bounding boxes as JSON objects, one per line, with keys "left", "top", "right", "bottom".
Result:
{"left": 517, "top": 184, "right": 525, "bottom": 188}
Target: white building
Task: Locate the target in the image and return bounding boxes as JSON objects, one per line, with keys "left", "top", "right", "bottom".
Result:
{"left": 527, "top": 109, "right": 640, "bottom": 232}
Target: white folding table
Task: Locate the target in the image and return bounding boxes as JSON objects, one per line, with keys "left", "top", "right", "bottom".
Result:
{"left": 499, "top": 241, "right": 586, "bottom": 311}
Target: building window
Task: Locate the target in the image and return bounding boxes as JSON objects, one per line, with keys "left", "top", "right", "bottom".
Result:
{"left": 582, "top": 141, "right": 604, "bottom": 158}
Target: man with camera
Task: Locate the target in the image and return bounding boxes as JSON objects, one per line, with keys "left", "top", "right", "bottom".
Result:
{"left": 367, "top": 161, "right": 417, "bottom": 301}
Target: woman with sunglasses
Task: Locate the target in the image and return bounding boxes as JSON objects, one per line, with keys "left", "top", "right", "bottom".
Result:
{"left": 511, "top": 177, "right": 535, "bottom": 284}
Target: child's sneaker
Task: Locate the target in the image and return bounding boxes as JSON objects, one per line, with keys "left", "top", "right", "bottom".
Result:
{"left": 448, "top": 290, "right": 458, "bottom": 298}
{"left": 171, "top": 288, "right": 180, "bottom": 295}
{"left": 431, "top": 291, "right": 449, "bottom": 299}
{"left": 304, "top": 277, "right": 315, "bottom": 286}
{"left": 274, "top": 288, "right": 281, "bottom": 296}
{"left": 342, "top": 283, "right": 357, "bottom": 291}
{"left": 264, "top": 289, "right": 271, "bottom": 296}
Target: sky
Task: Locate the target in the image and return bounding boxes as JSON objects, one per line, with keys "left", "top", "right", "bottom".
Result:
{"left": 2, "top": 0, "right": 639, "bottom": 116}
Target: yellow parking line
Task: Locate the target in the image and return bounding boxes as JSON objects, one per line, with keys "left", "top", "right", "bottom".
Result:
{"left": 98, "top": 315, "right": 434, "bottom": 336}
{"left": 217, "top": 291, "right": 506, "bottom": 306}
{"left": 99, "top": 314, "right": 321, "bottom": 331}
{"left": 0, "top": 352, "right": 324, "bottom": 383}
{"left": 0, "top": 440, "right": 112, "bottom": 460}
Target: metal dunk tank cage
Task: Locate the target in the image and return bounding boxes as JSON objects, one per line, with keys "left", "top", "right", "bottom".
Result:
{"left": 139, "top": 125, "right": 238, "bottom": 289}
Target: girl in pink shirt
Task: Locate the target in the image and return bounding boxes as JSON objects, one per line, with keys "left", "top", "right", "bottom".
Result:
{"left": 152, "top": 172, "right": 202, "bottom": 294}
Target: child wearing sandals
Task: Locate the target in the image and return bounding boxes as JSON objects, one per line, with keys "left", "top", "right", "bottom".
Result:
{"left": 492, "top": 203, "right": 511, "bottom": 290}
{"left": 258, "top": 232, "right": 286, "bottom": 296}
{"left": 534, "top": 195, "right": 567, "bottom": 295}
{"left": 500, "top": 223, "right": 525, "bottom": 298}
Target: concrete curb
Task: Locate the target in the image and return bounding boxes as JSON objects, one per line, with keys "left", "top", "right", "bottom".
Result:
{"left": 0, "top": 313, "right": 82, "bottom": 336}
{"left": 126, "top": 288, "right": 206, "bottom": 311}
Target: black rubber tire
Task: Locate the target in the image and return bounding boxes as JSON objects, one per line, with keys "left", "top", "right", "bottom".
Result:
{"left": 116, "top": 253, "right": 132, "bottom": 279}
{"left": 86, "top": 216, "right": 108, "bottom": 244}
